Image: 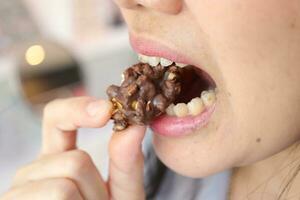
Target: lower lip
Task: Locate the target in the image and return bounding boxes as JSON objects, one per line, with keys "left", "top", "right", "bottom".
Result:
{"left": 150, "top": 104, "right": 216, "bottom": 137}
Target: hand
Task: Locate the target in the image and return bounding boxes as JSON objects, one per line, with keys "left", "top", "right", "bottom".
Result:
{"left": 1, "top": 97, "right": 146, "bottom": 200}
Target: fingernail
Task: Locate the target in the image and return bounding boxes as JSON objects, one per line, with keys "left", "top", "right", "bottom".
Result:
{"left": 86, "top": 100, "right": 112, "bottom": 117}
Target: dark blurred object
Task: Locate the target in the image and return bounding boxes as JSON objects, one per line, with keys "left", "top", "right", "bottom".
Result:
{"left": 18, "top": 41, "right": 85, "bottom": 114}
{"left": 0, "top": 0, "right": 39, "bottom": 52}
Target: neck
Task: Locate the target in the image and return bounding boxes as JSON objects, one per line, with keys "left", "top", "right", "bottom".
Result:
{"left": 229, "top": 142, "right": 300, "bottom": 200}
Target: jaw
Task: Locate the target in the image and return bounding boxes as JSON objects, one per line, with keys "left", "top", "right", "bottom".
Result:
{"left": 151, "top": 87, "right": 237, "bottom": 178}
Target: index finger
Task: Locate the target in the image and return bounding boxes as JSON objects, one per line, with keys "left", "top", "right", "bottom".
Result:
{"left": 42, "top": 97, "right": 113, "bottom": 155}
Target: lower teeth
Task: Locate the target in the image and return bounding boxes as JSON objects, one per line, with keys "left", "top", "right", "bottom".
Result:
{"left": 166, "top": 89, "right": 216, "bottom": 117}
{"left": 187, "top": 97, "right": 204, "bottom": 116}
{"left": 173, "top": 103, "right": 189, "bottom": 117}
{"left": 201, "top": 90, "right": 216, "bottom": 107}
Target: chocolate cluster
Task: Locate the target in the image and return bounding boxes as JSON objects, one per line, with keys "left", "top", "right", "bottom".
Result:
{"left": 106, "top": 63, "right": 182, "bottom": 131}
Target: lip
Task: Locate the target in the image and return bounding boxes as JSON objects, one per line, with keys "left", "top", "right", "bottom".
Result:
{"left": 129, "top": 33, "right": 217, "bottom": 137}
{"left": 150, "top": 104, "right": 216, "bottom": 137}
{"left": 129, "top": 34, "right": 193, "bottom": 64}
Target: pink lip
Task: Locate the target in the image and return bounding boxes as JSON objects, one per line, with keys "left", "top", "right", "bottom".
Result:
{"left": 129, "top": 33, "right": 216, "bottom": 137}
{"left": 150, "top": 105, "right": 216, "bottom": 137}
{"left": 129, "top": 34, "right": 192, "bottom": 64}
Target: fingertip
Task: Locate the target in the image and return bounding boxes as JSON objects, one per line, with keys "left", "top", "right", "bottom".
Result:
{"left": 85, "top": 99, "right": 113, "bottom": 126}
{"left": 115, "top": 125, "right": 146, "bottom": 135}
{"left": 112, "top": 125, "right": 147, "bottom": 144}
{"left": 86, "top": 99, "right": 113, "bottom": 117}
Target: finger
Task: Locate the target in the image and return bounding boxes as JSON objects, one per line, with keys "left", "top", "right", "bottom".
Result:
{"left": 108, "top": 125, "right": 146, "bottom": 200}
{"left": 42, "top": 97, "right": 113, "bottom": 155}
{"left": 13, "top": 150, "right": 109, "bottom": 200}
{"left": 1, "top": 178, "right": 83, "bottom": 200}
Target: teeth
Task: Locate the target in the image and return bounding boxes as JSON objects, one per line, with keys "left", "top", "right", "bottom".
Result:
{"left": 138, "top": 54, "right": 148, "bottom": 63}
{"left": 173, "top": 103, "right": 189, "bottom": 117}
{"left": 165, "top": 90, "right": 217, "bottom": 117}
{"left": 201, "top": 90, "right": 216, "bottom": 107}
{"left": 166, "top": 103, "right": 175, "bottom": 116}
{"left": 138, "top": 54, "right": 189, "bottom": 68}
{"left": 175, "top": 62, "right": 188, "bottom": 68}
{"left": 187, "top": 97, "right": 205, "bottom": 116}
{"left": 160, "top": 58, "right": 173, "bottom": 66}
{"left": 121, "top": 73, "right": 125, "bottom": 83}
{"left": 148, "top": 57, "right": 160, "bottom": 67}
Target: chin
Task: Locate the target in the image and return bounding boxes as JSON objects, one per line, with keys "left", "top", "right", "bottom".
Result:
{"left": 152, "top": 139, "right": 222, "bottom": 178}
{"left": 150, "top": 89, "right": 236, "bottom": 178}
{"left": 152, "top": 127, "right": 236, "bottom": 178}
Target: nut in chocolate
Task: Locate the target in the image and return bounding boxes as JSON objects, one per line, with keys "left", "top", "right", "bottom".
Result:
{"left": 107, "top": 63, "right": 182, "bottom": 131}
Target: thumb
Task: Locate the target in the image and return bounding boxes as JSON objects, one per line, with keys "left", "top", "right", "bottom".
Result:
{"left": 108, "top": 125, "right": 146, "bottom": 200}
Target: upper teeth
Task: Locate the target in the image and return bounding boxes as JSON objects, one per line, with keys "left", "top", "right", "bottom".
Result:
{"left": 160, "top": 58, "right": 173, "bottom": 66}
{"left": 166, "top": 89, "right": 216, "bottom": 117}
{"left": 138, "top": 54, "right": 188, "bottom": 68}
{"left": 149, "top": 57, "right": 160, "bottom": 66}
{"left": 175, "top": 63, "right": 187, "bottom": 68}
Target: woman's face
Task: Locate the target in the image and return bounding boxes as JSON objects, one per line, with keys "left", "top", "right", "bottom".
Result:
{"left": 114, "top": 0, "right": 300, "bottom": 177}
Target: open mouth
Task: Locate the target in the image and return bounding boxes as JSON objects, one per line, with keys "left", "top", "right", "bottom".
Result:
{"left": 137, "top": 54, "right": 217, "bottom": 136}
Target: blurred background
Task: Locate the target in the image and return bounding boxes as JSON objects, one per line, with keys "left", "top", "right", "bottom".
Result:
{"left": 0, "top": 0, "right": 137, "bottom": 194}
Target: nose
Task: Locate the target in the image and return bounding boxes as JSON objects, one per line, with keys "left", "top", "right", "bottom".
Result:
{"left": 115, "top": 0, "right": 183, "bottom": 14}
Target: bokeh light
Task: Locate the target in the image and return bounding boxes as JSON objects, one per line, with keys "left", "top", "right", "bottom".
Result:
{"left": 25, "top": 45, "right": 46, "bottom": 66}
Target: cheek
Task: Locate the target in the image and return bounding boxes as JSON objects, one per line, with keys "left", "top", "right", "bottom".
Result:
{"left": 186, "top": 0, "right": 300, "bottom": 74}
{"left": 188, "top": 0, "right": 300, "bottom": 163}
{"left": 155, "top": 0, "right": 300, "bottom": 175}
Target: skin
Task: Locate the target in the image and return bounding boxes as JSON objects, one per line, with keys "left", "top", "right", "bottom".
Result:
{"left": 1, "top": 0, "right": 300, "bottom": 199}
{"left": 117, "top": 0, "right": 300, "bottom": 198}
{"left": 0, "top": 98, "right": 146, "bottom": 200}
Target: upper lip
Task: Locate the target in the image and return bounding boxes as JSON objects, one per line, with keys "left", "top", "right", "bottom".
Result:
{"left": 129, "top": 33, "right": 194, "bottom": 65}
